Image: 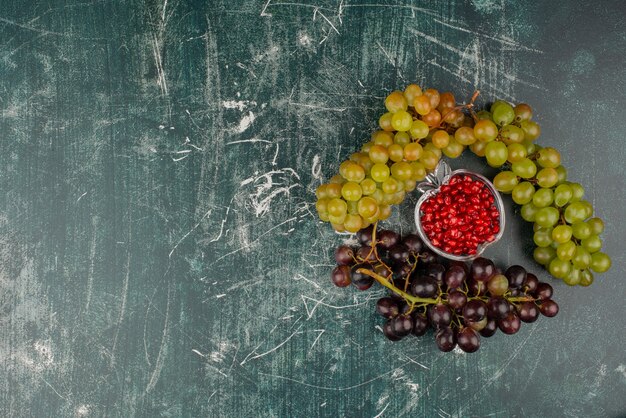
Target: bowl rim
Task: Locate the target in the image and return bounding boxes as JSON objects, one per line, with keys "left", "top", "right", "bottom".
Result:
{"left": 414, "top": 168, "right": 506, "bottom": 261}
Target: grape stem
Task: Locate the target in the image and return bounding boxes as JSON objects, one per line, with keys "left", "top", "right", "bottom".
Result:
{"left": 355, "top": 268, "right": 438, "bottom": 305}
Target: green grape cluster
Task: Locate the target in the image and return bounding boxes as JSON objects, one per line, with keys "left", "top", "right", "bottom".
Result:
{"left": 315, "top": 87, "right": 469, "bottom": 233}
{"left": 314, "top": 86, "right": 611, "bottom": 284}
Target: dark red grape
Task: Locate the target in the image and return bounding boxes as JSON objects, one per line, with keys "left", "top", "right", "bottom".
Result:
{"left": 356, "top": 246, "right": 377, "bottom": 263}
{"left": 463, "top": 299, "right": 487, "bottom": 322}
{"left": 435, "top": 327, "right": 456, "bottom": 352}
{"left": 376, "top": 297, "right": 399, "bottom": 318}
{"left": 388, "top": 244, "right": 410, "bottom": 265}
{"left": 447, "top": 290, "right": 467, "bottom": 311}
{"left": 402, "top": 234, "right": 424, "bottom": 254}
{"left": 445, "top": 265, "right": 467, "bottom": 289}
{"left": 411, "top": 276, "right": 438, "bottom": 298}
{"left": 538, "top": 300, "right": 559, "bottom": 317}
{"left": 334, "top": 245, "right": 355, "bottom": 266}
{"left": 421, "top": 250, "right": 436, "bottom": 264}
{"left": 470, "top": 257, "right": 495, "bottom": 282}
{"left": 468, "top": 279, "right": 487, "bottom": 296}
{"left": 487, "top": 297, "right": 510, "bottom": 320}
{"left": 535, "top": 282, "right": 553, "bottom": 300}
{"left": 448, "top": 260, "right": 469, "bottom": 275}
{"left": 498, "top": 311, "right": 521, "bottom": 334}
{"left": 523, "top": 273, "right": 539, "bottom": 294}
{"left": 377, "top": 230, "right": 400, "bottom": 250}
{"left": 352, "top": 275, "right": 374, "bottom": 291}
{"left": 518, "top": 301, "right": 539, "bottom": 323}
{"left": 331, "top": 265, "right": 351, "bottom": 287}
{"left": 428, "top": 304, "right": 452, "bottom": 328}
{"left": 505, "top": 265, "right": 527, "bottom": 289}
{"left": 411, "top": 313, "right": 429, "bottom": 336}
{"left": 390, "top": 315, "right": 414, "bottom": 337}
{"left": 424, "top": 263, "right": 446, "bottom": 285}
{"left": 393, "top": 263, "right": 413, "bottom": 279}
{"left": 457, "top": 327, "right": 481, "bottom": 353}
{"left": 479, "top": 319, "right": 497, "bottom": 337}
{"left": 357, "top": 225, "right": 374, "bottom": 246}
{"left": 373, "top": 263, "right": 392, "bottom": 279}
{"left": 383, "top": 320, "right": 402, "bottom": 341}
{"left": 466, "top": 317, "right": 487, "bottom": 332}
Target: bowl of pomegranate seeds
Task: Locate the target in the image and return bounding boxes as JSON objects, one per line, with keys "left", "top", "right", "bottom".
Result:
{"left": 414, "top": 161, "right": 505, "bottom": 261}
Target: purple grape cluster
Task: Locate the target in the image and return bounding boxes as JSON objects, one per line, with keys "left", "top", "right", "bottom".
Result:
{"left": 331, "top": 226, "right": 559, "bottom": 353}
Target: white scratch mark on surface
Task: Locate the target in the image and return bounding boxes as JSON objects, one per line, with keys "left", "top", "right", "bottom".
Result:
{"left": 111, "top": 240, "right": 131, "bottom": 362}
{"left": 226, "top": 138, "right": 271, "bottom": 145}
{"left": 308, "top": 329, "right": 325, "bottom": 352}
{"left": 374, "top": 403, "right": 390, "bottom": 418}
{"left": 409, "top": 28, "right": 464, "bottom": 55}
{"left": 234, "top": 111, "right": 255, "bottom": 133}
{"left": 259, "top": 368, "right": 401, "bottom": 391}
{"left": 215, "top": 294, "right": 226, "bottom": 299}
{"left": 76, "top": 191, "right": 88, "bottom": 202}
{"left": 301, "top": 295, "right": 367, "bottom": 319}
{"left": 168, "top": 208, "right": 212, "bottom": 258}
{"left": 146, "top": 284, "right": 171, "bottom": 393}
{"left": 41, "top": 377, "right": 67, "bottom": 400}
{"left": 240, "top": 325, "right": 303, "bottom": 365}
{"left": 222, "top": 99, "right": 257, "bottom": 111}
{"left": 192, "top": 349, "right": 205, "bottom": 357}
{"left": 313, "top": 8, "right": 340, "bottom": 35}
{"left": 311, "top": 155, "right": 322, "bottom": 182}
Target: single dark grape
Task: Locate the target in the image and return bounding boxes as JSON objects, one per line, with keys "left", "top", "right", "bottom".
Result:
{"left": 463, "top": 299, "right": 487, "bottom": 322}
{"left": 357, "top": 225, "right": 374, "bottom": 246}
{"left": 518, "top": 301, "right": 539, "bottom": 323}
{"left": 435, "top": 327, "right": 456, "bottom": 352}
{"left": 448, "top": 260, "right": 469, "bottom": 275}
{"left": 523, "top": 273, "right": 539, "bottom": 294}
{"left": 411, "top": 276, "right": 438, "bottom": 298}
{"left": 393, "top": 263, "right": 413, "bottom": 279}
{"left": 376, "top": 297, "right": 399, "bottom": 318}
{"left": 479, "top": 319, "right": 498, "bottom": 337}
{"left": 411, "top": 313, "right": 429, "bottom": 336}
{"left": 402, "top": 234, "right": 424, "bottom": 254}
{"left": 539, "top": 300, "right": 559, "bottom": 317}
{"left": 505, "top": 265, "right": 527, "bottom": 289}
{"left": 498, "top": 311, "right": 521, "bottom": 334}
{"left": 331, "top": 265, "right": 351, "bottom": 287}
{"left": 447, "top": 290, "right": 467, "bottom": 311}
{"left": 457, "top": 327, "right": 481, "bottom": 353}
{"left": 470, "top": 257, "right": 496, "bottom": 282}
{"left": 509, "top": 288, "right": 521, "bottom": 296}
{"left": 334, "top": 245, "right": 355, "bottom": 266}
{"left": 468, "top": 279, "right": 487, "bottom": 296}
{"left": 535, "top": 282, "right": 553, "bottom": 300}
{"left": 383, "top": 320, "right": 402, "bottom": 341}
{"left": 352, "top": 274, "right": 374, "bottom": 291}
{"left": 487, "top": 297, "right": 510, "bottom": 320}
{"left": 389, "top": 244, "right": 410, "bottom": 265}
{"left": 377, "top": 230, "right": 400, "bottom": 250}
{"left": 373, "top": 263, "right": 392, "bottom": 279}
{"left": 445, "top": 265, "right": 467, "bottom": 289}
{"left": 421, "top": 250, "right": 436, "bottom": 264}
{"left": 390, "top": 315, "right": 414, "bottom": 337}
{"left": 428, "top": 303, "right": 452, "bottom": 328}
{"left": 424, "top": 263, "right": 446, "bottom": 285}
{"left": 356, "top": 246, "right": 377, "bottom": 263}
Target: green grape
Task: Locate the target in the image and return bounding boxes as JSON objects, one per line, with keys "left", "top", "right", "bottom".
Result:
{"left": 394, "top": 131, "right": 411, "bottom": 146}
{"left": 474, "top": 119, "right": 498, "bottom": 142}
{"left": 581, "top": 235, "right": 602, "bottom": 253}
{"left": 586, "top": 217, "right": 604, "bottom": 235}
{"left": 564, "top": 202, "right": 587, "bottom": 224}
{"left": 534, "top": 207, "right": 560, "bottom": 227}
{"left": 493, "top": 171, "right": 519, "bottom": 193}
{"left": 571, "top": 222, "right": 592, "bottom": 240}
{"left": 344, "top": 214, "right": 363, "bottom": 233}
{"left": 536, "top": 147, "right": 561, "bottom": 168}
{"left": 475, "top": 110, "right": 492, "bottom": 120}
{"left": 579, "top": 200, "right": 594, "bottom": 218}
{"left": 514, "top": 103, "right": 533, "bottom": 121}
{"left": 403, "top": 179, "right": 417, "bottom": 192}
{"left": 409, "top": 162, "right": 426, "bottom": 181}
{"left": 420, "top": 150, "right": 439, "bottom": 170}
{"left": 556, "top": 240, "right": 576, "bottom": 261}
{"left": 490, "top": 100, "right": 509, "bottom": 113}
{"left": 492, "top": 103, "right": 515, "bottom": 125}
{"left": 409, "top": 120, "right": 429, "bottom": 139}
{"left": 346, "top": 200, "right": 359, "bottom": 214}
{"left": 520, "top": 120, "right": 541, "bottom": 140}
{"left": 571, "top": 246, "right": 592, "bottom": 269}
{"left": 372, "top": 131, "right": 394, "bottom": 147}
{"left": 521, "top": 202, "right": 539, "bottom": 222}
{"left": 512, "top": 182, "right": 535, "bottom": 205}
{"left": 555, "top": 166, "right": 567, "bottom": 184}
{"left": 327, "top": 198, "right": 347, "bottom": 217}
{"left": 507, "top": 143, "right": 527, "bottom": 162}
{"left": 404, "top": 84, "right": 423, "bottom": 104}
{"left": 369, "top": 145, "right": 389, "bottom": 164}
{"left": 370, "top": 163, "right": 390, "bottom": 183}
{"left": 315, "top": 197, "right": 329, "bottom": 214}
{"left": 532, "top": 188, "right": 554, "bottom": 208}
{"left": 391, "top": 110, "right": 413, "bottom": 132}
{"left": 568, "top": 182, "right": 584, "bottom": 202}
{"left": 403, "top": 142, "right": 423, "bottom": 161}
{"left": 579, "top": 269, "right": 594, "bottom": 286}
{"left": 356, "top": 197, "right": 378, "bottom": 219}
{"left": 339, "top": 161, "right": 366, "bottom": 182}
{"left": 563, "top": 268, "right": 581, "bottom": 286}
{"left": 378, "top": 204, "right": 392, "bottom": 220}
{"left": 590, "top": 252, "right": 611, "bottom": 273}
{"left": 511, "top": 158, "right": 537, "bottom": 178}
{"left": 371, "top": 188, "right": 384, "bottom": 204}
{"left": 387, "top": 144, "right": 404, "bottom": 162}
{"left": 552, "top": 225, "right": 573, "bottom": 244}
{"left": 485, "top": 141, "right": 508, "bottom": 167}
{"left": 553, "top": 184, "right": 573, "bottom": 207}
{"left": 454, "top": 126, "right": 477, "bottom": 145}
{"left": 431, "top": 130, "right": 450, "bottom": 149}
{"left": 470, "top": 141, "right": 487, "bottom": 157}
{"left": 521, "top": 139, "right": 536, "bottom": 154}
{"left": 533, "top": 228, "right": 553, "bottom": 247}
{"left": 442, "top": 138, "right": 464, "bottom": 158}
{"left": 548, "top": 258, "right": 571, "bottom": 278}
{"left": 328, "top": 213, "right": 347, "bottom": 225}
{"left": 326, "top": 183, "right": 343, "bottom": 198}
{"left": 390, "top": 161, "right": 412, "bottom": 181}
{"left": 360, "top": 178, "right": 377, "bottom": 195}
{"left": 381, "top": 178, "right": 399, "bottom": 194}
{"left": 385, "top": 91, "right": 408, "bottom": 112}
{"left": 534, "top": 246, "right": 556, "bottom": 265}
{"left": 536, "top": 167, "right": 559, "bottom": 188}
{"left": 378, "top": 112, "right": 394, "bottom": 131}
{"left": 500, "top": 124, "right": 525, "bottom": 144}
{"left": 424, "top": 142, "right": 443, "bottom": 159}
{"left": 341, "top": 182, "right": 362, "bottom": 201}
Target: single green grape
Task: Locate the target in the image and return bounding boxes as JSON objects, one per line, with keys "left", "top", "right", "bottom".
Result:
{"left": 493, "top": 171, "right": 519, "bottom": 193}
{"left": 536, "top": 147, "right": 561, "bottom": 168}
{"left": 563, "top": 268, "right": 581, "bottom": 286}
{"left": 390, "top": 161, "right": 412, "bottom": 181}
{"left": 571, "top": 246, "right": 592, "bottom": 269}
{"left": 360, "top": 178, "right": 377, "bottom": 196}
{"left": 536, "top": 167, "right": 559, "bottom": 188}
{"left": 568, "top": 182, "right": 584, "bottom": 201}
{"left": 420, "top": 150, "right": 439, "bottom": 170}
{"left": 590, "top": 252, "right": 611, "bottom": 273}
{"left": 552, "top": 225, "right": 573, "bottom": 244}
{"left": 534, "top": 207, "right": 560, "bottom": 227}
{"left": 571, "top": 222, "right": 592, "bottom": 240}
{"left": 454, "top": 126, "right": 476, "bottom": 145}
{"left": 499, "top": 124, "right": 525, "bottom": 144}
{"left": 327, "top": 198, "right": 347, "bottom": 217}
{"left": 339, "top": 161, "right": 366, "bottom": 182}
{"left": 533, "top": 227, "right": 553, "bottom": 247}
{"left": 492, "top": 103, "right": 515, "bottom": 125}
{"left": 548, "top": 258, "right": 571, "bottom": 279}
{"left": 555, "top": 166, "right": 567, "bottom": 184}
{"left": 385, "top": 91, "right": 408, "bottom": 112}
{"left": 368, "top": 145, "right": 389, "bottom": 164}
{"left": 532, "top": 188, "right": 554, "bottom": 208}
{"left": 512, "top": 182, "right": 535, "bottom": 205}
{"left": 381, "top": 178, "right": 399, "bottom": 194}
{"left": 579, "top": 269, "right": 594, "bottom": 286}
{"left": 410, "top": 120, "right": 430, "bottom": 139}
{"left": 474, "top": 119, "right": 498, "bottom": 142}
{"left": 328, "top": 213, "right": 347, "bottom": 225}
{"left": 556, "top": 240, "right": 576, "bottom": 261}
{"left": 581, "top": 235, "right": 602, "bottom": 253}
{"left": 534, "top": 246, "right": 556, "bottom": 265}
{"left": 511, "top": 158, "right": 537, "bottom": 178}
{"left": 370, "top": 163, "right": 390, "bottom": 183}
{"left": 521, "top": 202, "right": 539, "bottom": 222}
{"left": 490, "top": 100, "right": 509, "bottom": 113}
{"left": 522, "top": 139, "right": 536, "bottom": 154}
{"left": 442, "top": 138, "right": 464, "bottom": 158}
{"left": 346, "top": 200, "right": 359, "bottom": 214}
{"left": 485, "top": 141, "right": 509, "bottom": 167}
{"left": 520, "top": 120, "right": 541, "bottom": 140}
{"left": 371, "top": 188, "right": 384, "bottom": 204}
{"left": 344, "top": 213, "right": 363, "bottom": 233}
{"left": 372, "top": 131, "right": 394, "bottom": 147}
{"left": 564, "top": 202, "right": 588, "bottom": 224}
{"left": 387, "top": 144, "right": 404, "bottom": 162}
{"left": 341, "top": 182, "right": 363, "bottom": 201}
{"left": 579, "top": 200, "right": 594, "bottom": 218}
{"left": 475, "top": 110, "right": 492, "bottom": 120}
{"left": 586, "top": 217, "right": 604, "bottom": 235}
{"left": 553, "top": 184, "right": 573, "bottom": 207}
{"left": 391, "top": 110, "right": 413, "bottom": 132}
{"left": 394, "top": 131, "right": 411, "bottom": 146}
{"left": 507, "top": 143, "right": 527, "bottom": 162}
